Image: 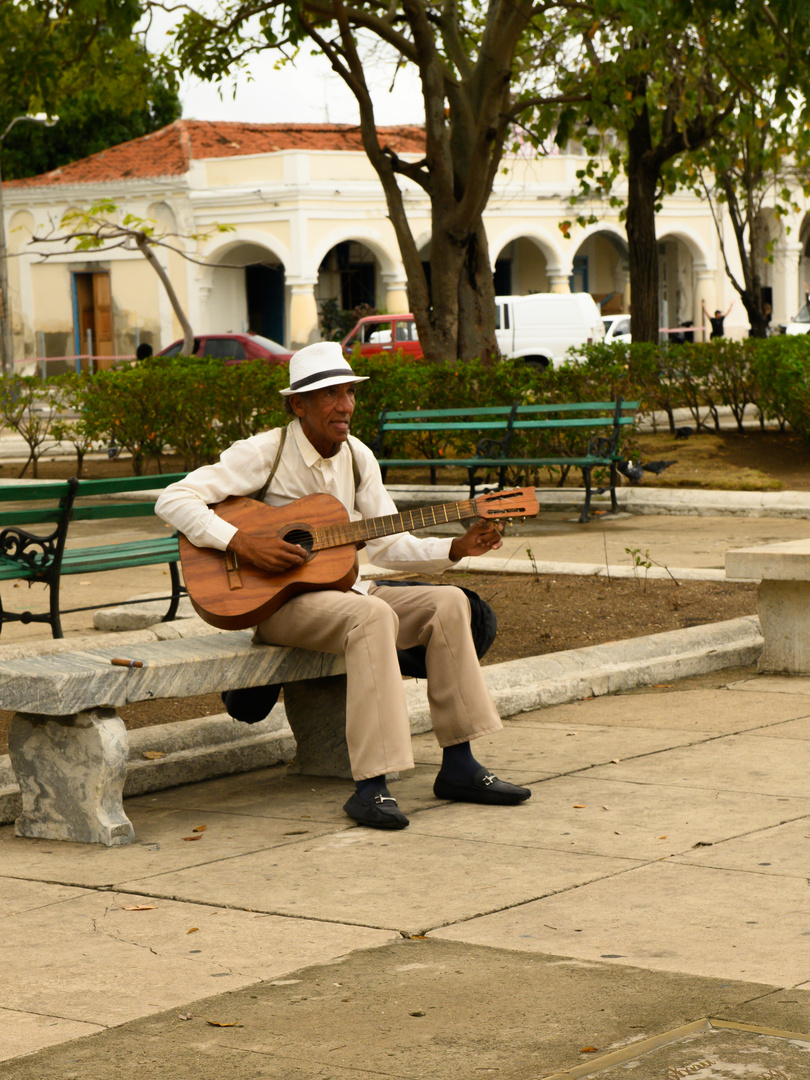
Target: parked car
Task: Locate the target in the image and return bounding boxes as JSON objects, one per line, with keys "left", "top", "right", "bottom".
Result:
{"left": 157, "top": 332, "right": 292, "bottom": 364}
{"left": 602, "top": 313, "right": 632, "bottom": 345}
{"left": 343, "top": 297, "right": 604, "bottom": 367}
{"left": 341, "top": 314, "right": 423, "bottom": 359}
{"left": 786, "top": 301, "right": 810, "bottom": 335}
{"left": 495, "top": 292, "right": 604, "bottom": 368}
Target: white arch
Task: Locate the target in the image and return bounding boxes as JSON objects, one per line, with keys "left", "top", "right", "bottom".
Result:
{"left": 573, "top": 221, "right": 629, "bottom": 256}
{"left": 308, "top": 225, "right": 402, "bottom": 282}
{"left": 655, "top": 224, "right": 712, "bottom": 268}
{"left": 199, "top": 228, "right": 291, "bottom": 271}
{"left": 413, "top": 229, "right": 432, "bottom": 257}
{"left": 487, "top": 225, "right": 565, "bottom": 273}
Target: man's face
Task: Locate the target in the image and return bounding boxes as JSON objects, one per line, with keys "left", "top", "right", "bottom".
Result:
{"left": 291, "top": 381, "right": 356, "bottom": 457}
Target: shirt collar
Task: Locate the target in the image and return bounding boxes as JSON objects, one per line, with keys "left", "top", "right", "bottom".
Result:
{"left": 291, "top": 417, "right": 348, "bottom": 469}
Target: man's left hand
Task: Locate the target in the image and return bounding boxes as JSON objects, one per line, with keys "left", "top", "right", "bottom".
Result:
{"left": 449, "top": 519, "right": 504, "bottom": 561}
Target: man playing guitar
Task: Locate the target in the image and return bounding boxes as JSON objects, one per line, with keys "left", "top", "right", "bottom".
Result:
{"left": 156, "top": 341, "right": 532, "bottom": 829}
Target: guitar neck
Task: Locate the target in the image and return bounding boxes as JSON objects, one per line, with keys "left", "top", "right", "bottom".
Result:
{"left": 313, "top": 498, "right": 478, "bottom": 552}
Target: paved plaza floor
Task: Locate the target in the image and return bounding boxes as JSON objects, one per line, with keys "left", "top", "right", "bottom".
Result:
{"left": 1, "top": 482, "right": 810, "bottom": 1077}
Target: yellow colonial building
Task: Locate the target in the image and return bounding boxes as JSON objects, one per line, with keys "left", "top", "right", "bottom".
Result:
{"left": 3, "top": 119, "right": 809, "bottom": 369}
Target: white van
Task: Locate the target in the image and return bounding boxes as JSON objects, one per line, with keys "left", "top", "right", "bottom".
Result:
{"left": 495, "top": 293, "right": 605, "bottom": 368}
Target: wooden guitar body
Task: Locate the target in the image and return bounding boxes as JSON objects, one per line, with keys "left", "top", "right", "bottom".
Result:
{"left": 179, "top": 486, "right": 539, "bottom": 630}
{"left": 178, "top": 493, "right": 359, "bottom": 630}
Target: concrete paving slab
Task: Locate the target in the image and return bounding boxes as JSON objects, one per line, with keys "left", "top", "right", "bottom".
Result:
{"left": 433, "top": 861, "right": 810, "bottom": 985}
{"left": 415, "top": 773, "right": 810, "bottom": 862}
{"left": 124, "top": 763, "right": 444, "bottom": 818}
{"left": 114, "top": 824, "right": 640, "bottom": 935}
{"left": 0, "top": 1008, "right": 103, "bottom": 1064}
{"left": 730, "top": 674, "right": 810, "bottom": 697}
{"left": 747, "top": 716, "right": 810, "bottom": 740}
{"left": 413, "top": 720, "right": 709, "bottom": 777}
{"left": 674, "top": 816, "right": 810, "bottom": 878}
{"left": 0, "top": 806, "right": 340, "bottom": 890}
{"left": 0, "top": 940, "right": 777, "bottom": 1080}
{"left": 720, "top": 987, "right": 810, "bottom": 1045}
{"left": 0, "top": 888, "right": 395, "bottom": 1029}
{"left": 585, "top": 731, "right": 810, "bottom": 797}
{"left": 1, "top": 878, "right": 90, "bottom": 916}
{"left": 520, "top": 685, "right": 810, "bottom": 732}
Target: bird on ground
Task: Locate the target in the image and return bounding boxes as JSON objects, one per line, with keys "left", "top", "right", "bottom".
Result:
{"left": 640, "top": 459, "right": 677, "bottom": 475}
{"left": 616, "top": 459, "right": 645, "bottom": 484}
{"left": 675, "top": 426, "right": 694, "bottom": 439}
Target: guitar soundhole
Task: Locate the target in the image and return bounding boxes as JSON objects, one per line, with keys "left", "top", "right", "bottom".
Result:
{"left": 282, "top": 526, "right": 315, "bottom": 555}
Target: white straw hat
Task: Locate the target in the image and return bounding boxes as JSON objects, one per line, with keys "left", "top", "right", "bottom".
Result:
{"left": 280, "top": 341, "right": 369, "bottom": 397}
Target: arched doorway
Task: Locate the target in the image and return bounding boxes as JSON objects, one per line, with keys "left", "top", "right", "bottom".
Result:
{"left": 572, "top": 230, "right": 629, "bottom": 313}
{"left": 207, "top": 242, "right": 287, "bottom": 345}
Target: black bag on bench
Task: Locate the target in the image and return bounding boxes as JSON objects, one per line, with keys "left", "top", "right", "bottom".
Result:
{"left": 221, "top": 582, "right": 497, "bottom": 724}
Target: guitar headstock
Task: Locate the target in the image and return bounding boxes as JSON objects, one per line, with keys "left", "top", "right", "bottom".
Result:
{"left": 474, "top": 488, "right": 539, "bottom": 520}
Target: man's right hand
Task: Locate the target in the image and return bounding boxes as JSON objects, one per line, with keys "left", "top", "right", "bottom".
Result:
{"left": 227, "top": 530, "right": 308, "bottom": 573}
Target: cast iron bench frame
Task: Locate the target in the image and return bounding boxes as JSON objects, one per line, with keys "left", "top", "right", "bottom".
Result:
{"left": 0, "top": 473, "right": 188, "bottom": 638}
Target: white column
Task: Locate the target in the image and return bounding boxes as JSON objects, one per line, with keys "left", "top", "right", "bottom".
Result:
{"left": 773, "top": 240, "right": 803, "bottom": 326}
{"left": 547, "top": 271, "right": 571, "bottom": 294}
{"left": 382, "top": 272, "right": 409, "bottom": 314}
{"left": 694, "top": 266, "right": 717, "bottom": 341}
{"left": 288, "top": 281, "right": 319, "bottom": 349}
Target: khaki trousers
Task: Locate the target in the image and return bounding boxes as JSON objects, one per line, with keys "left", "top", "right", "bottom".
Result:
{"left": 255, "top": 583, "right": 502, "bottom": 780}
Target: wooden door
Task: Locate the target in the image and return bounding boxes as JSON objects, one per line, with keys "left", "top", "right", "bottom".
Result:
{"left": 92, "top": 272, "right": 114, "bottom": 368}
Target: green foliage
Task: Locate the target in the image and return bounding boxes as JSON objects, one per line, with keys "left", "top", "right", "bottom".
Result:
{"left": 50, "top": 372, "right": 97, "bottom": 477}
{"left": 0, "top": 375, "right": 57, "bottom": 478}
{"left": 5, "top": 339, "right": 810, "bottom": 480}
{"left": 0, "top": 3, "right": 175, "bottom": 181}
{"left": 1, "top": 40, "right": 180, "bottom": 180}
{"left": 318, "top": 300, "right": 377, "bottom": 343}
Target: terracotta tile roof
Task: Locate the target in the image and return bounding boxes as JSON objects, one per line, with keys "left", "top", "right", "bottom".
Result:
{"left": 6, "top": 119, "right": 426, "bottom": 189}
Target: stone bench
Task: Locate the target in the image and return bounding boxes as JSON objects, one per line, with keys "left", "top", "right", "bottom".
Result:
{"left": 725, "top": 539, "right": 810, "bottom": 673}
{"left": 0, "top": 634, "right": 349, "bottom": 846}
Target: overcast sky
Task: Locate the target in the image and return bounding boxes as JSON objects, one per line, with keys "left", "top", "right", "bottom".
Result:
{"left": 179, "top": 58, "right": 423, "bottom": 126}
{"left": 147, "top": 6, "right": 425, "bottom": 129}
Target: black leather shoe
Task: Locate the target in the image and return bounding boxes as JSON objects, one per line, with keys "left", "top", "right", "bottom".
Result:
{"left": 433, "top": 766, "right": 531, "bottom": 805}
{"left": 343, "top": 791, "right": 410, "bottom": 830}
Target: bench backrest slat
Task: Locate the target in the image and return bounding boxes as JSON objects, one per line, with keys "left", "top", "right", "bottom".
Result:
{"left": 0, "top": 506, "right": 69, "bottom": 527}
{"left": 73, "top": 473, "right": 187, "bottom": 498}
{"left": 70, "top": 502, "right": 166, "bottom": 521}
{"left": 380, "top": 401, "right": 639, "bottom": 426}
{"left": 0, "top": 481, "right": 73, "bottom": 502}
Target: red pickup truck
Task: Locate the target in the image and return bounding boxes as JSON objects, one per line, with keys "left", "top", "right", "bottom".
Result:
{"left": 341, "top": 314, "right": 423, "bottom": 360}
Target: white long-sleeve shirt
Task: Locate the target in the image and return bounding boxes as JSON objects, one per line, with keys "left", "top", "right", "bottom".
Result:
{"left": 154, "top": 419, "right": 457, "bottom": 593}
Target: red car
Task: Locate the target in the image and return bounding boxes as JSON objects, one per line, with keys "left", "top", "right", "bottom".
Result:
{"left": 341, "top": 314, "right": 423, "bottom": 360}
{"left": 157, "top": 332, "right": 292, "bottom": 365}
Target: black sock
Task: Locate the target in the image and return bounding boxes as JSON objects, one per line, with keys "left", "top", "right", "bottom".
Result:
{"left": 356, "top": 775, "right": 389, "bottom": 800}
{"left": 440, "top": 742, "right": 483, "bottom": 784}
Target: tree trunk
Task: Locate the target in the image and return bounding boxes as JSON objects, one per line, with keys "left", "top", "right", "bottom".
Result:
{"left": 136, "top": 235, "right": 195, "bottom": 355}
{"left": 456, "top": 222, "right": 498, "bottom": 363}
{"left": 625, "top": 104, "right": 661, "bottom": 343}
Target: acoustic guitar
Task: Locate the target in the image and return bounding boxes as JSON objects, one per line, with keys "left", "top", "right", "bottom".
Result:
{"left": 179, "top": 487, "right": 539, "bottom": 630}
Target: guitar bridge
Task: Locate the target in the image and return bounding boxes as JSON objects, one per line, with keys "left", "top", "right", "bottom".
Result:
{"left": 225, "top": 550, "right": 243, "bottom": 590}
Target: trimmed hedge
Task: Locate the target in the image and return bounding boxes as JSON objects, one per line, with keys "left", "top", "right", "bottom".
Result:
{"left": 2, "top": 336, "right": 810, "bottom": 478}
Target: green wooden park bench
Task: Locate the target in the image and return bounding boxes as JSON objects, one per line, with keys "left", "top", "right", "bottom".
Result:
{"left": 370, "top": 398, "right": 638, "bottom": 523}
{"left": 0, "top": 473, "right": 187, "bottom": 638}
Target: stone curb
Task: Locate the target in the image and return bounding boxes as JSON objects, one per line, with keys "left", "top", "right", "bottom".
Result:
{"left": 0, "top": 615, "right": 763, "bottom": 826}
{"left": 386, "top": 484, "right": 810, "bottom": 519}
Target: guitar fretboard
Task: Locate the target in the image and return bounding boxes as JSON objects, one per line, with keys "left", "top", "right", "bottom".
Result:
{"left": 313, "top": 499, "right": 477, "bottom": 551}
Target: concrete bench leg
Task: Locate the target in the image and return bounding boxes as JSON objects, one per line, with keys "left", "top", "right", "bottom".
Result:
{"left": 757, "top": 580, "right": 810, "bottom": 674}
{"left": 283, "top": 674, "right": 353, "bottom": 779}
{"left": 8, "top": 709, "right": 135, "bottom": 846}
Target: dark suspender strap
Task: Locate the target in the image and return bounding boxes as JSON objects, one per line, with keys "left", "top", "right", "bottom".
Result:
{"left": 350, "top": 442, "right": 361, "bottom": 491}
{"left": 253, "top": 424, "right": 288, "bottom": 502}
{"left": 253, "top": 425, "right": 362, "bottom": 502}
